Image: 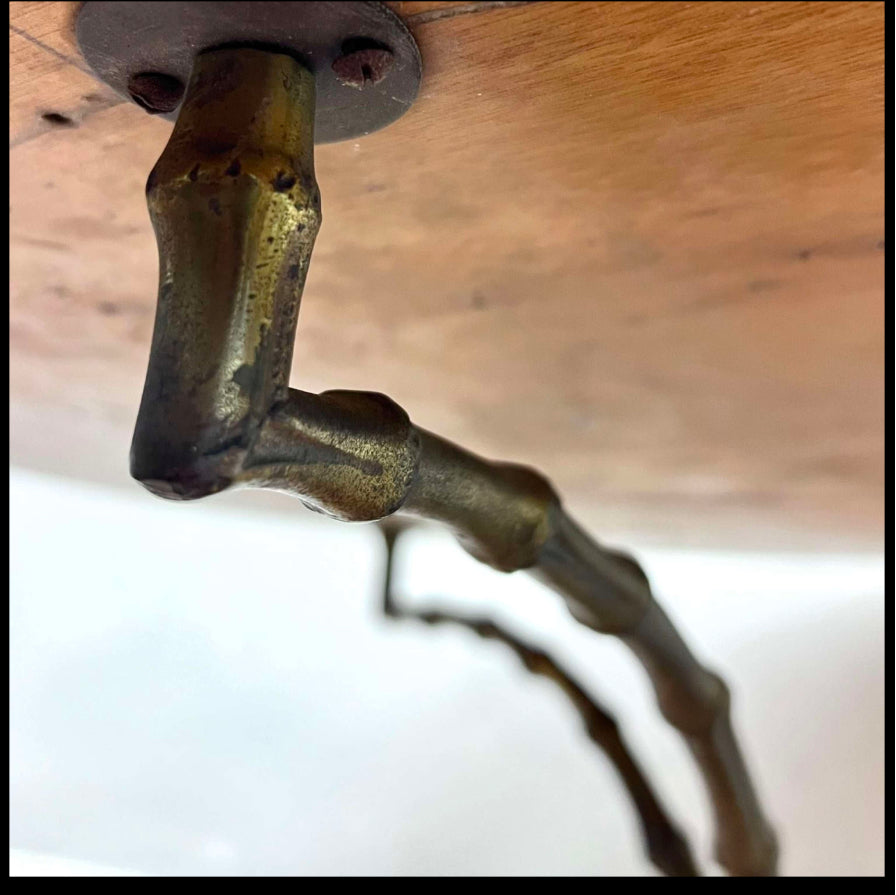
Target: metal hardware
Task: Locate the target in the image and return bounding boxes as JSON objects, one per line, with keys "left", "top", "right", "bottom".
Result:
{"left": 116, "top": 24, "right": 777, "bottom": 878}
{"left": 333, "top": 43, "right": 395, "bottom": 89}
{"left": 75, "top": 1, "right": 422, "bottom": 143}
{"left": 127, "top": 72, "right": 185, "bottom": 115}
{"left": 378, "top": 519, "right": 699, "bottom": 878}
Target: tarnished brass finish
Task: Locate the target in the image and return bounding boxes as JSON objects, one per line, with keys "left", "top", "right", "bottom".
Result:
{"left": 378, "top": 519, "right": 699, "bottom": 878}
{"left": 131, "top": 46, "right": 777, "bottom": 876}
{"left": 132, "top": 48, "right": 321, "bottom": 500}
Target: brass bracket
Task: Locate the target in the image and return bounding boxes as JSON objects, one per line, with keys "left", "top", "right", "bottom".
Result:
{"left": 96, "top": 26, "right": 777, "bottom": 878}
{"left": 75, "top": 1, "right": 422, "bottom": 143}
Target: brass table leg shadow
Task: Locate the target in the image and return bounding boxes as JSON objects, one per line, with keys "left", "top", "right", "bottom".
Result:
{"left": 131, "top": 46, "right": 778, "bottom": 876}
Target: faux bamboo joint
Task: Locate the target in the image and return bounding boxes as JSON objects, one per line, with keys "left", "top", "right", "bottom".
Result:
{"left": 131, "top": 46, "right": 778, "bottom": 876}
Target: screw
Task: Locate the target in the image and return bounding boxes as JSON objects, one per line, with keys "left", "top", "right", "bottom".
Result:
{"left": 333, "top": 46, "right": 394, "bottom": 89}
{"left": 127, "top": 72, "right": 185, "bottom": 115}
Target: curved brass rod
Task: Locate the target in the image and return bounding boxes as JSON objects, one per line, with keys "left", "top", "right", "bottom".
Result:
{"left": 130, "top": 45, "right": 778, "bottom": 876}
{"left": 377, "top": 520, "right": 699, "bottom": 878}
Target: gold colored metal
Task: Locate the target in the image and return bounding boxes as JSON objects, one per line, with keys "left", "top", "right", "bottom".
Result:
{"left": 378, "top": 519, "right": 699, "bottom": 878}
{"left": 131, "top": 46, "right": 778, "bottom": 876}
{"left": 132, "top": 47, "right": 321, "bottom": 500}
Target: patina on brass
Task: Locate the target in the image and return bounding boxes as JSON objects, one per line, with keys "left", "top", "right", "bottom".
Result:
{"left": 132, "top": 47, "right": 321, "bottom": 499}
{"left": 132, "top": 45, "right": 778, "bottom": 876}
{"left": 378, "top": 518, "right": 699, "bottom": 878}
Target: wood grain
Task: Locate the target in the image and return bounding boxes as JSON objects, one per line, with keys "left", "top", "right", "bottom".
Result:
{"left": 9, "top": 1, "right": 885, "bottom": 551}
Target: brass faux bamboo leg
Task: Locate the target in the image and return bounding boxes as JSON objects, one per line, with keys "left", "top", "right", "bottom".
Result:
{"left": 131, "top": 45, "right": 778, "bottom": 876}
{"left": 132, "top": 47, "right": 321, "bottom": 497}
{"left": 378, "top": 519, "right": 699, "bottom": 878}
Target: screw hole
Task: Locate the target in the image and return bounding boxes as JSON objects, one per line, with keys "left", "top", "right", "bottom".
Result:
{"left": 41, "top": 112, "right": 75, "bottom": 127}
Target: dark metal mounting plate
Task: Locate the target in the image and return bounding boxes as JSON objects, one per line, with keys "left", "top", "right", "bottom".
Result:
{"left": 75, "top": 1, "right": 422, "bottom": 144}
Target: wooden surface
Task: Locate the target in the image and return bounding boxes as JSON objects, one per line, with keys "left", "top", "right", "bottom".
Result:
{"left": 9, "top": 1, "right": 885, "bottom": 551}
